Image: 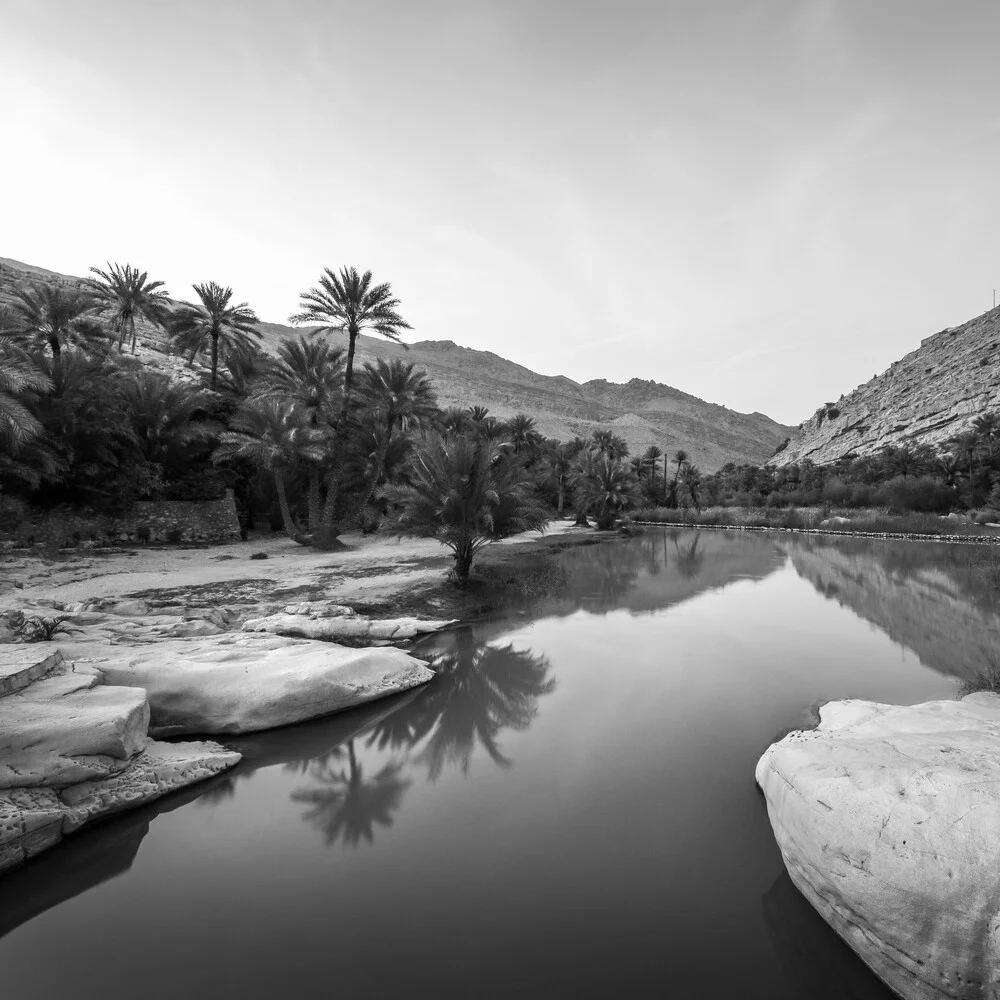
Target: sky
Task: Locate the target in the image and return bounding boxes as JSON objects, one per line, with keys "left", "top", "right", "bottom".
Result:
{"left": 3, "top": 0, "right": 1000, "bottom": 425}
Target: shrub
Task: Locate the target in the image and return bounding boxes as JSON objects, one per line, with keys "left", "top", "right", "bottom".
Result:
{"left": 135, "top": 523, "right": 151, "bottom": 544}
{"left": 249, "top": 551, "right": 268, "bottom": 560}
{"left": 959, "top": 657, "right": 1000, "bottom": 697}
{"left": 874, "top": 475, "right": 954, "bottom": 513}
{"left": 165, "top": 527, "right": 183, "bottom": 544}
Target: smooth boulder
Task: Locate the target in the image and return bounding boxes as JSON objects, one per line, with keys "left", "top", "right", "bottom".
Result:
{"left": 756, "top": 693, "right": 1000, "bottom": 1000}
{"left": 65, "top": 633, "right": 436, "bottom": 736}
{"left": 0, "top": 653, "right": 148, "bottom": 789}
{"left": 0, "top": 739, "right": 240, "bottom": 873}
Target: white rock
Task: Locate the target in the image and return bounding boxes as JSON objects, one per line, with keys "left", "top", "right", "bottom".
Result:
{"left": 0, "top": 657, "right": 149, "bottom": 789}
{"left": 282, "top": 601, "right": 354, "bottom": 617}
{"left": 0, "top": 739, "right": 240, "bottom": 873}
{"left": 63, "top": 633, "right": 435, "bottom": 736}
{"left": 756, "top": 693, "right": 1000, "bottom": 1000}
{"left": 242, "top": 612, "right": 455, "bottom": 642}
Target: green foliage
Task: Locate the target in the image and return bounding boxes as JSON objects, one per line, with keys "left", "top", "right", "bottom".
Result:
{"left": 2, "top": 611, "right": 80, "bottom": 642}
{"left": 394, "top": 432, "right": 551, "bottom": 584}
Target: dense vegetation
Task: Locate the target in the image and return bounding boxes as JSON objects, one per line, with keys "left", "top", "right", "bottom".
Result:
{"left": 3, "top": 259, "right": 999, "bottom": 579}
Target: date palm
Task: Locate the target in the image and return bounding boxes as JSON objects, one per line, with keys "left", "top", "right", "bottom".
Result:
{"left": 545, "top": 441, "right": 578, "bottom": 516}
{"left": 947, "top": 430, "right": 982, "bottom": 483}
{"left": 290, "top": 266, "right": 412, "bottom": 548}
{"left": 506, "top": 413, "right": 540, "bottom": 455}
{"left": 354, "top": 358, "right": 437, "bottom": 504}
{"left": 668, "top": 448, "right": 688, "bottom": 506}
{"left": 641, "top": 444, "right": 662, "bottom": 485}
{"left": 213, "top": 397, "right": 321, "bottom": 538}
{"left": 8, "top": 284, "right": 106, "bottom": 359}
{"left": 0, "top": 337, "right": 49, "bottom": 451}
{"left": 395, "top": 433, "right": 550, "bottom": 585}
{"left": 87, "top": 262, "right": 171, "bottom": 354}
{"left": 678, "top": 461, "right": 703, "bottom": 512}
{"left": 170, "top": 282, "right": 261, "bottom": 389}
{"left": 259, "top": 335, "right": 344, "bottom": 528}
{"left": 571, "top": 453, "right": 640, "bottom": 530}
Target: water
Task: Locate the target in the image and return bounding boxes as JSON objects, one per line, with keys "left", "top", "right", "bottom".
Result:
{"left": 2, "top": 529, "right": 995, "bottom": 999}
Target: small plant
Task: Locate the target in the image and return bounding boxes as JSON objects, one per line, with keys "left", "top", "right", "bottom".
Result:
{"left": 165, "top": 527, "right": 183, "bottom": 544}
{"left": 249, "top": 551, "right": 268, "bottom": 560}
{"left": 4, "top": 612, "right": 81, "bottom": 643}
{"left": 135, "top": 522, "right": 151, "bottom": 544}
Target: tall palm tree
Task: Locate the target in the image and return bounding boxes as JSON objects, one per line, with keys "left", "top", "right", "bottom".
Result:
{"left": 290, "top": 266, "right": 412, "bottom": 547}
{"left": 678, "top": 461, "right": 703, "bottom": 512}
{"left": 354, "top": 358, "right": 437, "bottom": 504}
{"left": 259, "top": 335, "right": 344, "bottom": 529}
{"left": 467, "top": 405, "right": 490, "bottom": 424}
{"left": 591, "top": 429, "right": 629, "bottom": 460}
{"left": 8, "top": 284, "right": 106, "bottom": 359}
{"left": 505, "top": 413, "right": 540, "bottom": 455}
{"left": 947, "top": 430, "right": 982, "bottom": 484}
{"left": 170, "top": 282, "right": 261, "bottom": 389}
{"left": 87, "top": 262, "right": 171, "bottom": 354}
{"left": 0, "top": 337, "right": 49, "bottom": 451}
{"left": 668, "top": 448, "right": 688, "bottom": 506}
{"left": 641, "top": 445, "right": 662, "bottom": 486}
{"left": 213, "top": 397, "right": 321, "bottom": 538}
{"left": 395, "top": 432, "right": 550, "bottom": 585}
{"left": 439, "top": 406, "right": 471, "bottom": 435}
{"left": 545, "top": 441, "right": 578, "bottom": 517}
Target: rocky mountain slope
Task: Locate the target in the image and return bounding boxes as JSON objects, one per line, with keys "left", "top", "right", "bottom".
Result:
{"left": 1, "top": 256, "right": 792, "bottom": 470}
{"left": 771, "top": 307, "right": 1000, "bottom": 468}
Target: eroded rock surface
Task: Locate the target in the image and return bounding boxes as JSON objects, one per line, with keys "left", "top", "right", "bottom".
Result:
{"left": 0, "top": 650, "right": 148, "bottom": 789}
{"left": 63, "top": 633, "right": 435, "bottom": 736}
{"left": 756, "top": 693, "right": 1000, "bottom": 1000}
{"left": 242, "top": 608, "right": 455, "bottom": 643}
{"left": 0, "top": 740, "right": 239, "bottom": 874}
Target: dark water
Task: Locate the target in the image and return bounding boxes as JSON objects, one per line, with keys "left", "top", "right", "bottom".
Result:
{"left": 3, "top": 529, "right": 996, "bottom": 999}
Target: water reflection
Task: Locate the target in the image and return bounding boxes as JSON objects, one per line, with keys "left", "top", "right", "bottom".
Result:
{"left": 292, "top": 741, "right": 411, "bottom": 847}
{"left": 369, "top": 633, "right": 555, "bottom": 780}
{"left": 784, "top": 535, "right": 1000, "bottom": 680}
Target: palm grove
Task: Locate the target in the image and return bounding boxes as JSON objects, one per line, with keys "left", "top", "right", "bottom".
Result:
{"left": 0, "top": 262, "right": 688, "bottom": 582}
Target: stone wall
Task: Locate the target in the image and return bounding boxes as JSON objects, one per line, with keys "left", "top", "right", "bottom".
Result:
{"left": 131, "top": 491, "right": 241, "bottom": 544}
{"left": 1, "top": 491, "right": 241, "bottom": 547}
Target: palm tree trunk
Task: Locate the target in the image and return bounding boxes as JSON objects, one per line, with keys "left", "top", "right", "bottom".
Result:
{"left": 316, "top": 327, "right": 359, "bottom": 548}
{"left": 211, "top": 332, "right": 219, "bottom": 388}
{"left": 308, "top": 466, "right": 321, "bottom": 532}
{"left": 273, "top": 469, "right": 297, "bottom": 538}
{"left": 557, "top": 480, "right": 565, "bottom": 516}
{"left": 452, "top": 544, "right": 474, "bottom": 587}
{"left": 130, "top": 316, "right": 138, "bottom": 355}
{"left": 50, "top": 337, "right": 60, "bottom": 359}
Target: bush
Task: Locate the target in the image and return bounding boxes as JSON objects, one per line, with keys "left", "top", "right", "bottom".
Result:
{"left": 959, "top": 657, "right": 1000, "bottom": 697}
{"left": 874, "top": 475, "right": 954, "bottom": 513}
{"left": 165, "top": 527, "right": 183, "bottom": 544}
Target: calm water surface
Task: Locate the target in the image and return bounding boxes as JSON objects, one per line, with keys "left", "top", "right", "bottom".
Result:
{"left": 4, "top": 529, "right": 997, "bottom": 999}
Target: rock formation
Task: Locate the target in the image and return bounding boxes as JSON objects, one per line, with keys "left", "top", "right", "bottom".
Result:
{"left": 1, "top": 255, "right": 793, "bottom": 470}
{"left": 61, "top": 632, "right": 436, "bottom": 736}
{"left": 242, "top": 602, "right": 455, "bottom": 642}
{"left": 0, "top": 646, "right": 239, "bottom": 874}
{"left": 771, "top": 307, "right": 1000, "bottom": 468}
{"left": 756, "top": 693, "right": 1000, "bottom": 1000}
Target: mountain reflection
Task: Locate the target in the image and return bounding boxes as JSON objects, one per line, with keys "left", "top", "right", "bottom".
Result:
{"left": 784, "top": 536, "right": 1000, "bottom": 680}
{"left": 368, "top": 632, "right": 555, "bottom": 780}
{"left": 291, "top": 740, "right": 411, "bottom": 847}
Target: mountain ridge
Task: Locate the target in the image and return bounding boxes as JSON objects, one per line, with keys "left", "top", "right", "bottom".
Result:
{"left": 0, "top": 256, "right": 792, "bottom": 471}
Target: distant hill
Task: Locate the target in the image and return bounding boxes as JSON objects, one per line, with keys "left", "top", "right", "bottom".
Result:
{"left": 1, "top": 256, "right": 793, "bottom": 471}
{"left": 771, "top": 307, "right": 1000, "bottom": 468}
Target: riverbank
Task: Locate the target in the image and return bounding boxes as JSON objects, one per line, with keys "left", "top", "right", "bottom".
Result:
{"left": 0, "top": 522, "right": 608, "bottom": 623}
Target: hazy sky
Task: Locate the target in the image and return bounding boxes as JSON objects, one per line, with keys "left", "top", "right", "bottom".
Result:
{"left": 3, "top": 0, "right": 999, "bottom": 424}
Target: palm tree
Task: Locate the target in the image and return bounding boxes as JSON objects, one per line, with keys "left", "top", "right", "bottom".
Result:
{"left": 259, "top": 335, "right": 344, "bottom": 529}
{"left": 395, "top": 432, "right": 550, "bottom": 585}
{"left": 354, "top": 358, "right": 437, "bottom": 504}
{"left": 121, "top": 370, "right": 216, "bottom": 475}
{"left": 641, "top": 445, "right": 662, "bottom": 486}
{"left": 213, "top": 397, "right": 321, "bottom": 537}
{"left": 170, "top": 282, "right": 261, "bottom": 389}
{"left": 668, "top": 448, "right": 688, "bottom": 506}
{"left": 467, "top": 405, "right": 490, "bottom": 424}
{"left": 591, "top": 429, "right": 629, "bottom": 460}
{"left": 571, "top": 453, "right": 640, "bottom": 530}
{"left": 545, "top": 441, "right": 578, "bottom": 517}
{"left": 0, "top": 337, "right": 49, "bottom": 451}
{"left": 947, "top": 430, "right": 982, "bottom": 484}
{"left": 87, "top": 262, "right": 171, "bottom": 354}
{"left": 8, "top": 284, "right": 106, "bottom": 359}
{"left": 505, "top": 413, "right": 540, "bottom": 455}
{"left": 290, "top": 266, "right": 412, "bottom": 548}
{"left": 439, "top": 406, "right": 471, "bottom": 435}
{"left": 678, "top": 461, "right": 703, "bottom": 512}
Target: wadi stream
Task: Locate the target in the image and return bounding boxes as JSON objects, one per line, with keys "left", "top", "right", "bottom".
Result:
{"left": 4, "top": 529, "right": 996, "bottom": 998}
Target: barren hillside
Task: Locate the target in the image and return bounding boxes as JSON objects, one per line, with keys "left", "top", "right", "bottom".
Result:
{"left": 772, "top": 307, "right": 1000, "bottom": 467}
{"left": 1, "top": 256, "right": 792, "bottom": 471}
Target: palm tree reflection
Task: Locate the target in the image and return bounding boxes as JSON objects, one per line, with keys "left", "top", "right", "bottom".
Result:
{"left": 291, "top": 740, "right": 411, "bottom": 847}
{"left": 673, "top": 534, "right": 704, "bottom": 580}
{"left": 369, "top": 631, "right": 555, "bottom": 781}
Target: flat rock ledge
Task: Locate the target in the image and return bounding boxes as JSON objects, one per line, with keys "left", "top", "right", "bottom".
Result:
{"left": 242, "top": 603, "right": 456, "bottom": 643}
{"left": 0, "top": 740, "right": 239, "bottom": 874}
{"left": 756, "top": 693, "right": 1000, "bottom": 1000}
{"left": 61, "top": 632, "right": 437, "bottom": 736}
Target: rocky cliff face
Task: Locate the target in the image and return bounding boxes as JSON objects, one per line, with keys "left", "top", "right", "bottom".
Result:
{"left": 2, "top": 256, "right": 793, "bottom": 471}
{"left": 771, "top": 308, "right": 1000, "bottom": 467}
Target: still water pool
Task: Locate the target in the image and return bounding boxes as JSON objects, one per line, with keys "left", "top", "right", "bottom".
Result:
{"left": 3, "top": 529, "right": 996, "bottom": 999}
